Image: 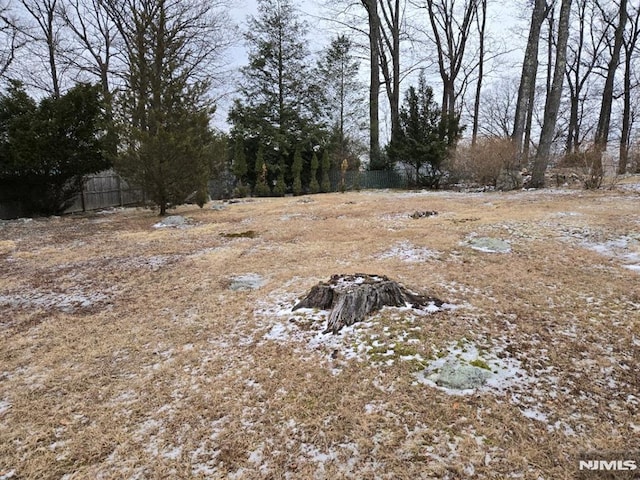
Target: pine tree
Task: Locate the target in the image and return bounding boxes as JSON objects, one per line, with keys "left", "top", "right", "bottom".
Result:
{"left": 292, "top": 146, "right": 303, "bottom": 195}
{"left": 309, "top": 151, "right": 320, "bottom": 193}
{"left": 229, "top": 0, "right": 326, "bottom": 192}
{"left": 387, "top": 71, "right": 461, "bottom": 188}
{"left": 273, "top": 155, "right": 286, "bottom": 196}
{"left": 232, "top": 138, "right": 249, "bottom": 197}
{"left": 254, "top": 145, "right": 271, "bottom": 196}
{"left": 109, "top": 0, "right": 219, "bottom": 215}
{"left": 321, "top": 149, "right": 331, "bottom": 193}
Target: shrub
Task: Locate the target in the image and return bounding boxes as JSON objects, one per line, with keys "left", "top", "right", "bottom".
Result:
{"left": 556, "top": 146, "right": 604, "bottom": 190}
{"left": 448, "top": 137, "right": 517, "bottom": 187}
{"left": 309, "top": 152, "right": 320, "bottom": 193}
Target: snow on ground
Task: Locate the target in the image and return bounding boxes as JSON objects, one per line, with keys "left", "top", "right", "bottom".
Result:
{"left": 255, "top": 289, "right": 450, "bottom": 374}
{"left": 377, "top": 241, "right": 440, "bottom": 262}
{"left": 555, "top": 224, "right": 640, "bottom": 271}
{"left": 0, "top": 288, "right": 112, "bottom": 313}
{"left": 0, "top": 400, "right": 11, "bottom": 415}
{"left": 414, "top": 338, "right": 530, "bottom": 396}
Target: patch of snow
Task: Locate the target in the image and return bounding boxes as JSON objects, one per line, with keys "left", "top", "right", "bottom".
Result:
{"left": 521, "top": 408, "right": 548, "bottom": 423}
{"left": 619, "top": 182, "right": 640, "bottom": 193}
{"left": 0, "top": 288, "right": 111, "bottom": 313}
{"left": 415, "top": 339, "right": 530, "bottom": 395}
{"left": 0, "top": 400, "right": 11, "bottom": 415}
{"left": 300, "top": 443, "right": 338, "bottom": 464}
{"left": 549, "top": 211, "right": 583, "bottom": 218}
{"left": 153, "top": 215, "right": 189, "bottom": 228}
{"left": 163, "top": 446, "right": 182, "bottom": 460}
{"left": 229, "top": 273, "right": 266, "bottom": 291}
{"left": 263, "top": 323, "right": 291, "bottom": 341}
{"left": 378, "top": 241, "right": 440, "bottom": 262}
{"left": 248, "top": 445, "right": 264, "bottom": 465}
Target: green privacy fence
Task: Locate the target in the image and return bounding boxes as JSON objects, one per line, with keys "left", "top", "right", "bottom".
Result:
{"left": 208, "top": 169, "right": 411, "bottom": 199}
{"left": 328, "top": 170, "right": 410, "bottom": 191}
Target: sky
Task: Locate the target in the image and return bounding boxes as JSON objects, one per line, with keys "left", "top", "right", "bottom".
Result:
{"left": 216, "top": 0, "right": 527, "bottom": 136}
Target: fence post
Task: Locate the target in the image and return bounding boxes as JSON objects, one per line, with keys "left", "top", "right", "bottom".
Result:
{"left": 116, "top": 174, "right": 124, "bottom": 206}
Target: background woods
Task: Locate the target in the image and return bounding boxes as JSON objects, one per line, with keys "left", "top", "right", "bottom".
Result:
{"left": 1, "top": 0, "right": 640, "bottom": 217}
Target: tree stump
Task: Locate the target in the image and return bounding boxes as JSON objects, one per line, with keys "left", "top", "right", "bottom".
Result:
{"left": 293, "top": 274, "right": 444, "bottom": 334}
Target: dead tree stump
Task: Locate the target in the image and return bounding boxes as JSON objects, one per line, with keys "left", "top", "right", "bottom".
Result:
{"left": 293, "top": 274, "right": 443, "bottom": 334}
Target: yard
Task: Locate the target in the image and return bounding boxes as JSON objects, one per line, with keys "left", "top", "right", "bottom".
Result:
{"left": 1, "top": 183, "right": 639, "bottom": 479}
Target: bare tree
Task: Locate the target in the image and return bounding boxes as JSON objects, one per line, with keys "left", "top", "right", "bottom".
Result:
{"left": 618, "top": 1, "right": 640, "bottom": 174}
{"left": 471, "top": 0, "right": 486, "bottom": 145}
{"left": 477, "top": 78, "right": 518, "bottom": 137}
{"left": 0, "top": 2, "right": 25, "bottom": 79}
{"left": 377, "top": 0, "right": 403, "bottom": 143}
{"left": 18, "top": 0, "right": 64, "bottom": 96}
{"left": 360, "top": 0, "right": 383, "bottom": 167}
{"left": 421, "top": 0, "right": 478, "bottom": 131}
{"left": 58, "top": 0, "right": 117, "bottom": 101}
{"left": 590, "top": 0, "right": 627, "bottom": 182}
{"left": 565, "top": 0, "right": 609, "bottom": 154}
{"left": 512, "top": 0, "right": 551, "bottom": 161}
{"left": 531, "top": 0, "right": 572, "bottom": 187}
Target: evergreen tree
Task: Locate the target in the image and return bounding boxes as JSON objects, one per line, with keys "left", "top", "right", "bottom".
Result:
{"left": 232, "top": 138, "right": 249, "bottom": 197}
{"left": 110, "top": 0, "right": 218, "bottom": 215}
{"left": 274, "top": 155, "right": 286, "bottom": 196}
{"left": 292, "top": 146, "right": 303, "bottom": 195}
{"left": 387, "top": 72, "right": 462, "bottom": 188}
{"left": 309, "top": 151, "right": 320, "bottom": 193}
{"left": 0, "top": 81, "right": 110, "bottom": 216}
{"left": 233, "top": 138, "right": 248, "bottom": 180}
{"left": 229, "top": 0, "right": 327, "bottom": 192}
{"left": 254, "top": 145, "right": 271, "bottom": 196}
{"left": 321, "top": 149, "right": 331, "bottom": 193}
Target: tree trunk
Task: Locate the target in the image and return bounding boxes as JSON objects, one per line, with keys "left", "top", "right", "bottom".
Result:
{"left": 530, "top": 0, "right": 572, "bottom": 188}
{"left": 293, "top": 274, "right": 443, "bottom": 333}
{"left": 362, "top": 0, "right": 381, "bottom": 168}
{"left": 471, "top": 0, "right": 487, "bottom": 146}
{"left": 377, "top": 0, "right": 402, "bottom": 143}
{"left": 618, "top": 7, "right": 639, "bottom": 175}
{"left": 513, "top": 0, "right": 549, "bottom": 161}
{"left": 591, "top": 0, "right": 627, "bottom": 183}
{"left": 619, "top": 48, "right": 632, "bottom": 175}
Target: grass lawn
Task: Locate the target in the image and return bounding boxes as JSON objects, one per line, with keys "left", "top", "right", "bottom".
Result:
{"left": 1, "top": 182, "right": 639, "bottom": 479}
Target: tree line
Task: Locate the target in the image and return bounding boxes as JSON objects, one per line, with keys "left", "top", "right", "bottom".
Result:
{"left": 0, "top": 0, "right": 637, "bottom": 216}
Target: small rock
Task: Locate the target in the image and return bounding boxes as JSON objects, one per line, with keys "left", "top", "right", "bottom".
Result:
{"left": 432, "top": 360, "right": 491, "bottom": 390}
{"left": 153, "top": 215, "right": 188, "bottom": 228}
{"left": 229, "top": 273, "right": 266, "bottom": 291}
{"left": 467, "top": 237, "right": 511, "bottom": 253}
{"left": 410, "top": 210, "right": 438, "bottom": 219}
{"left": 496, "top": 168, "right": 523, "bottom": 191}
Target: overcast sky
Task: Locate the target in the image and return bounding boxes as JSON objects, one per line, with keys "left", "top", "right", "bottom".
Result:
{"left": 216, "top": 0, "right": 527, "bottom": 135}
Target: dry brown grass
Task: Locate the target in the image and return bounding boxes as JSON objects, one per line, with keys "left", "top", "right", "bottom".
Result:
{"left": 1, "top": 184, "right": 640, "bottom": 479}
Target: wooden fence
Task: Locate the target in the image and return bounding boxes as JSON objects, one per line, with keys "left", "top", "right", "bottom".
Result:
{"left": 1, "top": 169, "right": 412, "bottom": 219}
{"left": 65, "top": 170, "right": 144, "bottom": 213}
